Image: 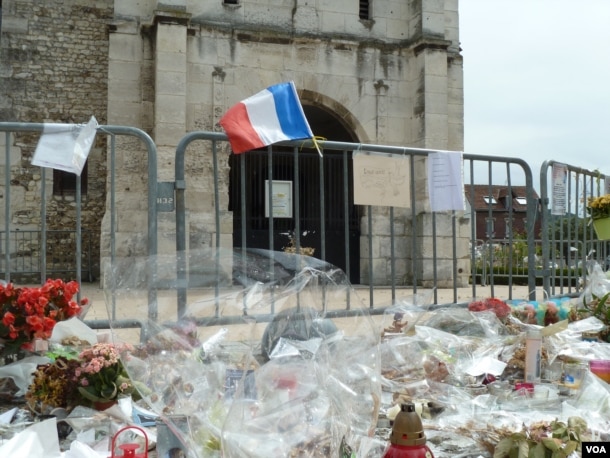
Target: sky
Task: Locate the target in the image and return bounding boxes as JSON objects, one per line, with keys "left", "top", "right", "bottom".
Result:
{"left": 458, "top": 1, "right": 610, "bottom": 181}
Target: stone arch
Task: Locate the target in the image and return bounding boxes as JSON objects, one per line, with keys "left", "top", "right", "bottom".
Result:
{"left": 299, "top": 90, "right": 365, "bottom": 143}
{"left": 229, "top": 91, "right": 364, "bottom": 282}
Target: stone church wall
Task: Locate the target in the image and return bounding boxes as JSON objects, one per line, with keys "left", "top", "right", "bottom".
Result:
{"left": 1, "top": 0, "right": 466, "bottom": 286}
{"left": 0, "top": 0, "right": 113, "bottom": 281}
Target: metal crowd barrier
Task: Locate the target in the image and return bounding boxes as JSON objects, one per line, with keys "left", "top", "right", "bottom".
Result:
{"left": 9, "top": 123, "right": 596, "bottom": 334}
{"left": 174, "top": 132, "right": 539, "bottom": 324}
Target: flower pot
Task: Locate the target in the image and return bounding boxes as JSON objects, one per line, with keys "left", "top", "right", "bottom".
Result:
{"left": 93, "top": 400, "right": 118, "bottom": 411}
{"left": 593, "top": 217, "right": 610, "bottom": 240}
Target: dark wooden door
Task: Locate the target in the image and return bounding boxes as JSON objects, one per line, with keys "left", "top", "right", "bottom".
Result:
{"left": 229, "top": 148, "right": 360, "bottom": 282}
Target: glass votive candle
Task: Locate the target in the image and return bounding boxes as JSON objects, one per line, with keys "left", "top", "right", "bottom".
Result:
{"left": 533, "top": 384, "right": 550, "bottom": 399}
{"left": 562, "top": 361, "right": 587, "bottom": 390}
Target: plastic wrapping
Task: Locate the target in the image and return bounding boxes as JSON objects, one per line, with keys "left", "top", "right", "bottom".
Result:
{"left": 102, "top": 248, "right": 381, "bottom": 457}
{"left": 562, "top": 371, "right": 610, "bottom": 437}
{"left": 374, "top": 302, "right": 610, "bottom": 456}
{"left": 581, "top": 262, "right": 610, "bottom": 303}
{"left": 422, "top": 307, "right": 509, "bottom": 339}
{"left": 378, "top": 290, "right": 435, "bottom": 337}
{"left": 94, "top": 249, "right": 610, "bottom": 457}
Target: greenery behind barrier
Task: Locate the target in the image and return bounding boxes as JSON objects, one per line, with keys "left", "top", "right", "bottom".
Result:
{"left": 472, "top": 266, "right": 583, "bottom": 286}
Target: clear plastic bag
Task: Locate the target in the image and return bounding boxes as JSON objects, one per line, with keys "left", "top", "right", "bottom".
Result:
{"left": 581, "top": 262, "right": 610, "bottom": 302}
{"left": 103, "top": 248, "right": 381, "bottom": 457}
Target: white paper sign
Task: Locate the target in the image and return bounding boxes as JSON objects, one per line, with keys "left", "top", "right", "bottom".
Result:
{"left": 427, "top": 151, "right": 465, "bottom": 212}
{"left": 353, "top": 152, "right": 411, "bottom": 208}
{"left": 31, "top": 116, "right": 98, "bottom": 176}
{"left": 551, "top": 163, "right": 567, "bottom": 216}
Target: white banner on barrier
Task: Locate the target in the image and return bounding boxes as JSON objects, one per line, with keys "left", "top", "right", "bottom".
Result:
{"left": 551, "top": 162, "right": 567, "bottom": 216}
{"left": 31, "top": 116, "right": 98, "bottom": 176}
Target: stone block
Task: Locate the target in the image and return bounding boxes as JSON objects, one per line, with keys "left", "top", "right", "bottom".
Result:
{"left": 156, "top": 23, "right": 187, "bottom": 54}
{"left": 364, "top": 214, "right": 393, "bottom": 236}
{"left": 108, "top": 61, "right": 141, "bottom": 82}
{"left": 107, "top": 101, "right": 141, "bottom": 125}
{"left": 108, "top": 78, "right": 142, "bottom": 103}
{"left": 156, "top": 71, "right": 186, "bottom": 96}
{"left": 111, "top": 231, "right": 148, "bottom": 258}
{"left": 109, "top": 34, "right": 142, "bottom": 62}
{"left": 419, "top": 235, "right": 468, "bottom": 260}
{"left": 184, "top": 190, "right": 214, "bottom": 214}
{"left": 422, "top": 11, "right": 444, "bottom": 34}
{"left": 293, "top": 6, "right": 320, "bottom": 30}
{"left": 2, "top": 17, "right": 28, "bottom": 34}
{"left": 156, "top": 49, "right": 187, "bottom": 73}
{"left": 422, "top": 92, "right": 448, "bottom": 116}
{"left": 155, "top": 93, "right": 186, "bottom": 122}
{"left": 154, "top": 122, "right": 186, "bottom": 147}
{"left": 318, "top": 0, "right": 355, "bottom": 15}
{"left": 359, "top": 235, "right": 380, "bottom": 258}
{"left": 116, "top": 209, "right": 148, "bottom": 232}
{"left": 359, "top": 257, "right": 388, "bottom": 285}
{"left": 158, "top": 232, "right": 178, "bottom": 257}
{"left": 380, "top": 235, "right": 410, "bottom": 259}
{"left": 320, "top": 11, "right": 345, "bottom": 34}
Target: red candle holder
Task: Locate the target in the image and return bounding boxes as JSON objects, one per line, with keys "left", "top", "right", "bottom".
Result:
{"left": 110, "top": 425, "right": 149, "bottom": 458}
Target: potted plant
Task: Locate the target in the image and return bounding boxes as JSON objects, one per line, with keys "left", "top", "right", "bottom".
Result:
{"left": 74, "top": 342, "right": 140, "bottom": 409}
{"left": 587, "top": 194, "right": 610, "bottom": 240}
{"left": 0, "top": 279, "right": 88, "bottom": 361}
{"left": 576, "top": 291, "right": 610, "bottom": 342}
{"left": 26, "top": 356, "right": 82, "bottom": 414}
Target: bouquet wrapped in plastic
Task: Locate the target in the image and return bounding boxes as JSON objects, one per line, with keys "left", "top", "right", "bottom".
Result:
{"left": 103, "top": 248, "right": 381, "bottom": 457}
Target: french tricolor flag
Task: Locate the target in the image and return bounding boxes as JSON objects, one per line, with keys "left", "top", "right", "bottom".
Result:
{"left": 219, "top": 81, "right": 314, "bottom": 154}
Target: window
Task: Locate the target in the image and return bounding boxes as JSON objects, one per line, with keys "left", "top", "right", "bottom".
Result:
{"left": 359, "top": 0, "right": 370, "bottom": 20}
{"left": 223, "top": 0, "right": 239, "bottom": 4}
{"left": 483, "top": 195, "right": 497, "bottom": 205}
{"left": 505, "top": 218, "right": 512, "bottom": 239}
{"left": 515, "top": 196, "right": 527, "bottom": 205}
{"left": 485, "top": 217, "right": 495, "bottom": 239}
{"left": 53, "top": 164, "right": 88, "bottom": 196}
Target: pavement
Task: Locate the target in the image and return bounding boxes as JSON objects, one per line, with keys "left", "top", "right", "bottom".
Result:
{"left": 78, "top": 282, "right": 538, "bottom": 344}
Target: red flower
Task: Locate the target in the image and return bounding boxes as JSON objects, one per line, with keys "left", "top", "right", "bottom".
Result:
{"left": 0, "top": 279, "right": 87, "bottom": 353}
{"left": 26, "top": 315, "right": 44, "bottom": 334}
{"left": 2, "top": 311, "right": 15, "bottom": 326}
{"left": 8, "top": 325, "right": 19, "bottom": 340}
{"left": 468, "top": 297, "right": 511, "bottom": 319}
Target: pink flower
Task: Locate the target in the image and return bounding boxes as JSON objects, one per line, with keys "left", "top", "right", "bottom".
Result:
{"left": 76, "top": 342, "right": 134, "bottom": 402}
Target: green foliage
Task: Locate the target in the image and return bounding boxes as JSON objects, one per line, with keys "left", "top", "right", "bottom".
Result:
{"left": 578, "top": 292, "right": 610, "bottom": 341}
{"left": 472, "top": 266, "right": 581, "bottom": 287}
{"left": 547, "top": 214, "right": 588, "bottom": 241}
{"left": 493, "top": 417, "right": 586, "bottom": 458}
{"left": 46, "top": 345, "right": 80, "bottom": 362}
{"left": 340, "top": 436, "right": 356, "bottom": 458}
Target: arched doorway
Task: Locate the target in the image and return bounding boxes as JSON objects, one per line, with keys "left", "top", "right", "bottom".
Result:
{"left": 229, "top": 104, "right": 361, "bottom": 282}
